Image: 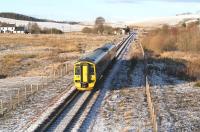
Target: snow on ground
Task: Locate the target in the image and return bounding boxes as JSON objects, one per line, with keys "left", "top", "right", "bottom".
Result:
{"left": 0, "top": 76, "right": 44, "bottom": 102}
{"left": 148, "top": 59, "right": 200, "bottom": 131}
{"left": 0, "top": 74, "right": 73, "bottom": 132}
{"left": 0, "top": 17, "right": 129, "bottom": 32}
{"left": 0, "top": 17, "right": 88, "bottom": 32}
{"left": 88, "top": 40, "right": 152, "bottom": 131}
{"left": 132, "top": 14, "right": 200, "bottom": 27}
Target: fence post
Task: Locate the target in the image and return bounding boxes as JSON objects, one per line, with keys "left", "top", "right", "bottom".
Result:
{"left": 59, "top": 82, "right": 62, "bottom": 92}
{"left": 66, "top": 64, "right": 68, "bottom": 75}
{"left": 10, "top": 95, "right": 13, "bottom": 109}
{"left": 17, "top": 89, "right": 20, "bottom": 105}
{"left": 42, "top": 81, "right": 44, "bottom": 89}
{"left": 61, "top": 68, "right": 63, "bottom": 77}
{"left": 31, "top": 84, "right": 33, "bottom": 94}
{"left": 154, "top": 114, "right": 158, "bottom": 132}
{"left": 46, "top": 73, "right": 49, "bottom": 85}
{"left": 63, "top": 64, "right": 66, "bottom": 75}
{"left": 53, "top": 70, "right": 56, "bottom": 80}
{"left": 0, "top": 100, "right": 3, "bottom": 115}
{"left": 37, "top": 84, "right": 39, "bottom": 91}
{"left": 25, "top": 85, "right": 27, "bottom": 99}
{"left": 41, "top": 75, "right": 44, "bottom": 86}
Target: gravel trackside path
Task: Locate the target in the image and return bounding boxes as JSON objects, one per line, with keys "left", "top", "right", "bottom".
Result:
{"left": 86, "top": 41, "right": 152, "bottom": 131}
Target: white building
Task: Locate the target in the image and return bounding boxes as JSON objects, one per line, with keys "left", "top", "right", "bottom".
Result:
{"left": 0, "top": 24, "right": 15, "bottom": 33}
{"left": 0, "top": 24, "right": 25, "bottom": 34}
{"left": 14, "top": 26, "right": 25, "bottom": 34}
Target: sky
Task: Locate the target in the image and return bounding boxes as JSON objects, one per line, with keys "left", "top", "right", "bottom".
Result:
{"left": 1, "top": 0, "right": 200, "bottom": 22}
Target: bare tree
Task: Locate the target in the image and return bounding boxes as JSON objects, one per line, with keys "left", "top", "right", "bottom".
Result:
{"left": 95, "top": 17, "right": 105, "bottom": 26}
{"left": 27, "top": 22, "right": 41, "bottom": 34}
{"left": 94, "top": 17, "right": 105, "bottom": 34}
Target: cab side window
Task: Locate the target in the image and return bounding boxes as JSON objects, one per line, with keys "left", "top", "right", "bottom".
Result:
{"left": 89, "top": 65, "right": 94, "bottom": 75}
{"left": 75, "top": 66, "right": 81, "bottom": 75}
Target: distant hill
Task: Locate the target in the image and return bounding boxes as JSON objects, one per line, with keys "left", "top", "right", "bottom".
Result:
{"left": 0, "top": 12, "right": 80, "bottom": 24}
{"left": 131, "top": 14, "right": 200, "bottom": 27}
{"left": 0, "top": 12, "right": 49, "bottom": 22}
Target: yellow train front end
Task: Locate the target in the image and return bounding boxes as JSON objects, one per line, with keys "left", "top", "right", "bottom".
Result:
{"left": 74, "top": 61, "right": 96, "bottom": 91}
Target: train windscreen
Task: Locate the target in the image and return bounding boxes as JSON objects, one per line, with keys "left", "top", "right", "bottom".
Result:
{"left": 75, "top": 65, "right": 81, "bottom": 75}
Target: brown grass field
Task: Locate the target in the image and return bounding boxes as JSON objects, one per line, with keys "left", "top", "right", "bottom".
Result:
{"left": 0, "top": 32, "right": 122, "bottom": 77}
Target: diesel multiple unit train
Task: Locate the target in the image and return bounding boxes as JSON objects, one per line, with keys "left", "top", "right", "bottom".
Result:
{"left": 74, "top": 33, "right": 133, "bottom": 91}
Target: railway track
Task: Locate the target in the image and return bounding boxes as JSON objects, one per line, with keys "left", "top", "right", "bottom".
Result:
{"left": 31, "top": 33, "right": 136, "bottom": 132}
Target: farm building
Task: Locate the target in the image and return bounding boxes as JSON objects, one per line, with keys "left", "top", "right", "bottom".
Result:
{"left": 0, "top": 24, "right": 25, "bottom": 34}
{"left": 0, "top": 24, "right": 15, "bottom": 33}
{"left": 14, "top": 26, "right": 25, "bottom": 33}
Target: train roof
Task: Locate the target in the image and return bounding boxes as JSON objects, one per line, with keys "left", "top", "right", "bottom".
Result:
{"left": 79, "top": 43, "right": 115, "bottom": 63}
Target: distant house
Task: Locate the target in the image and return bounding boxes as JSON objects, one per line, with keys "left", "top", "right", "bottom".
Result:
{"left": 0, "top": 24, "right": 25, "bottom": 34}
{"left": 14, "top": 26, "right": 25, "bottom": 34}
{"left": 0, "top": 24, "right": 15, "bottom": 33}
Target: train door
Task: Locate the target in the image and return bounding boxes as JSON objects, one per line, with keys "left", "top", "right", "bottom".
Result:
{"left": 82, "top": 64, "right": 88, "bottom": 83}
{"left": 80, "top": 63, "right": 89, "bottom": 88}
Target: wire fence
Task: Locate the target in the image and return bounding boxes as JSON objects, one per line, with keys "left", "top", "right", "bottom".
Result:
{"left": 144, "top": 54, "right": 158, "bottom": 132}
{"left": 0, "top": 62, "right": 73, "bottom": 117}
{"left": 145, "top": 76, "right": 158, "bottom": 132}
{"left": 139, "top": 39, "right": 158, "bottom": 132}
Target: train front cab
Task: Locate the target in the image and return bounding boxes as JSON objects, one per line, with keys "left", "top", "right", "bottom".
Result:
{"left": 74, "top": 61, "right": 96, "bottom": 91}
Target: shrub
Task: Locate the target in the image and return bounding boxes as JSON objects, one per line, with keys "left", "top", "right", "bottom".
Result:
{"left": 28, "top": 23, "right": 41, "bottom": 34}
{"left": 42, "top": 28, "right": 63, "bottom": 34}
{"left": 103, "top": 25, "right": 114, "bottom": 35}
{"left": 27, "top": 22, "right": 63, "bottom": 34}
{"left": 142, "top": 24, "right": 200, "bottom": 52}
{"left": 162, "top": 36, "right": 177, "bottom": 51}
{"left": 82, "top": 27, "right": 92, "bottom": 33}
{"left": 194, "top": 81, "right": 200, "bottom": 87}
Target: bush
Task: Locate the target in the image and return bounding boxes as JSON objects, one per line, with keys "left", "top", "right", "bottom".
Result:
{"left": 82, "top": 27, "right": 92, "bottom": 33}
{"left": 103, "top": 25, "right": 114, "bottom": 35}
{"left": 195, "top": 81, "right": 200, "bottom": 87}
{"left": 162, "top": 37, "right": 177, "bottom": 51}
{"left": 27, "top": 23, "right": 63, "bottom": 34}
{"left": 42, "top": 28, "right": 63, "bottom": 34}
{"left": 142, "top": 24, "right": 200, "bottom": 52}
{"left": 28, "top": 23, "right": 41, "bottom": 34}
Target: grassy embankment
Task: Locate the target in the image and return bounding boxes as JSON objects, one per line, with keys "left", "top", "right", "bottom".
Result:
{"left": 142, "top": 23, "right": 200, "bottom": 86}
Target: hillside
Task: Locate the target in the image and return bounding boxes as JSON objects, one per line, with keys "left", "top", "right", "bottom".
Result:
{"left": 0, "top": 16, "right": 88, "bottom": 32}
{"left": 131, "top": 14, "right": 200, "bottom": 27}
{"left": 0, "top": 12, "right": 48, "bottom": 22}
{"left": 0, "top": 12, "right": 80, "bottom": 24}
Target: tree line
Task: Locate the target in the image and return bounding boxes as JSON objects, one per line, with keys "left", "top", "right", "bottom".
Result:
{"left": 27, "top": 23, "right": 63, "bottom": 34}
{"left": 142, "top": 21, "right": 200, "bottom": 53}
